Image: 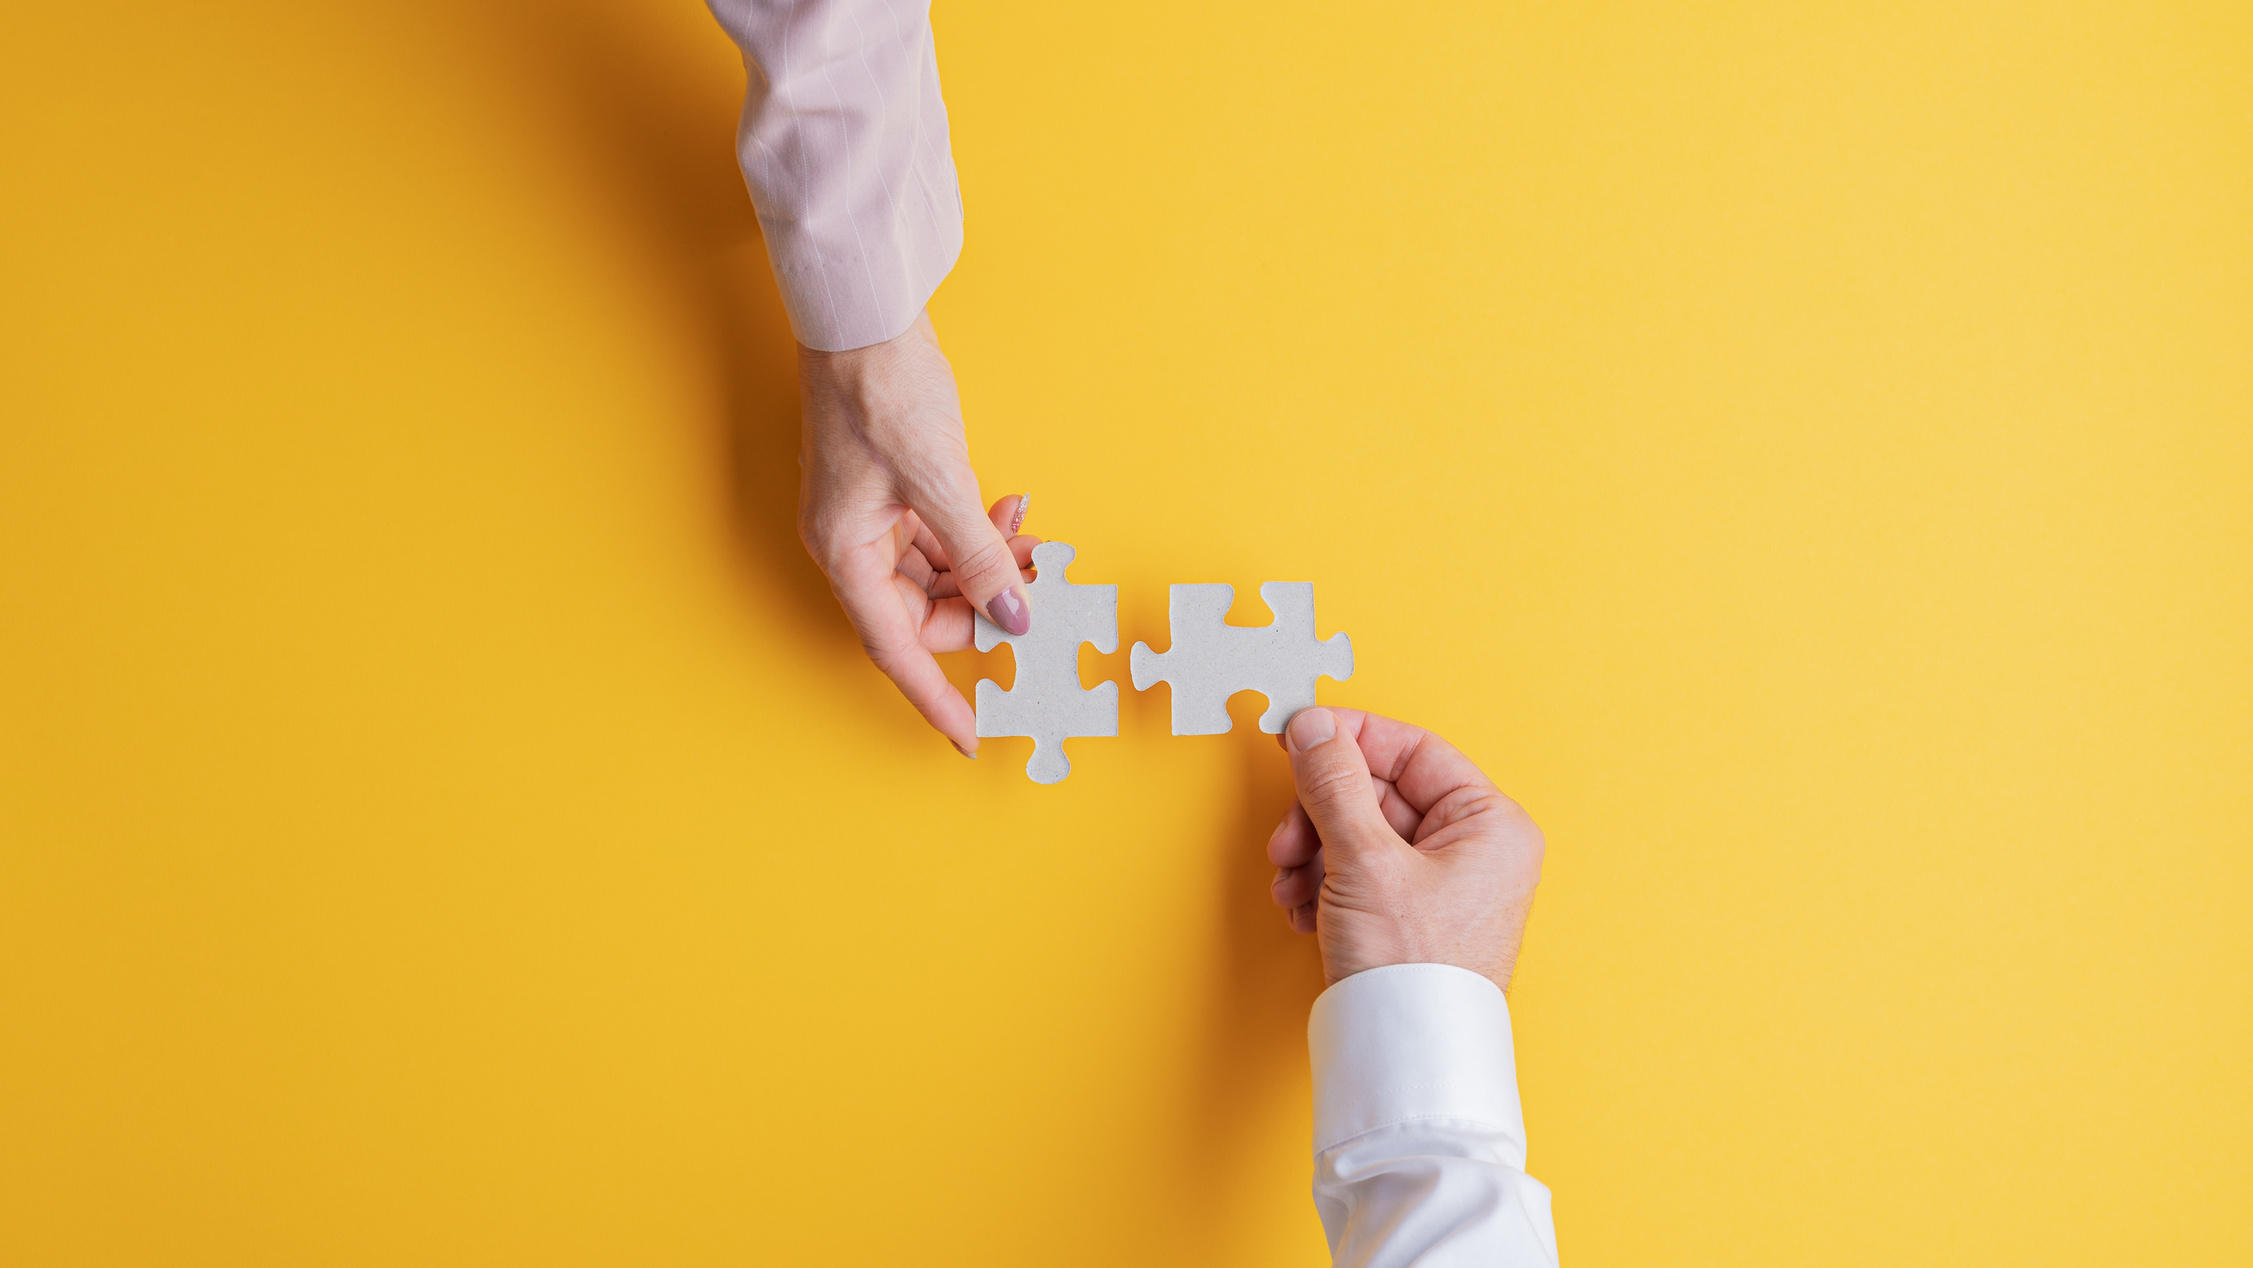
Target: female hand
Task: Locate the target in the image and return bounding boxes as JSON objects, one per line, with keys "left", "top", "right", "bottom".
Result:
{"left": 796, "top": 312, "right": 1036, "bottom": 756}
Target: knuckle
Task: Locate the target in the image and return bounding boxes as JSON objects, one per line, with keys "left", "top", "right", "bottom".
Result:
{"left": 797, "top": 510, "right": 848, "bottom": 572}
{"left": 861, "top": 630, "right": 919, "bottom": 673}
{"left": 1468, "top": 787, "right": 1533, "bottom": 827}
{"left": 1465, "top": 790, "right": 1546, "bottom": 859}
{"left": 799, "top": 524, "right": 833, "bottom": 571}
{"left": 1300, "top": 758, "right": 1371, "bottom": 809}
{"left": 949, "top": 536, "right": 1014, "bottom": 588}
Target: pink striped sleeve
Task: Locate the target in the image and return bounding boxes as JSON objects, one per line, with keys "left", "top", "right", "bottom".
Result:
{"left": 705, "top": 0, "right": 964, "bottom": 351}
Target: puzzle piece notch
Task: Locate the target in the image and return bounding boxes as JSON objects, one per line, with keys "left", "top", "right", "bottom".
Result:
{"left": 1128, "top": 582, "right": 1353, "bottom": 736}
{"left": 974, "top": 541, "right": 1119, "bottom": 783}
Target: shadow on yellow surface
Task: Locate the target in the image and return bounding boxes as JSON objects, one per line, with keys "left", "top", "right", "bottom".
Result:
{"left": 441, "top": 0, "right": 828, "bottom": 632}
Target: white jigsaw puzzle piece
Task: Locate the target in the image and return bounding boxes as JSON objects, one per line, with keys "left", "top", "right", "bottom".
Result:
{"left": 974, "top": 541, "right": 1119, "bottom": 783}
{"left": 1128, "top": 581, "right": 1353, "bottom": 735}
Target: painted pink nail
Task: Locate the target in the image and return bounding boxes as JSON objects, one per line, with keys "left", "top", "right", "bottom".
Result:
{"left": 1009, "top": 492, "right": 1031, "bottom": 534}
{"left": 989, "top": 586, "right": 1031, "bottom": 636}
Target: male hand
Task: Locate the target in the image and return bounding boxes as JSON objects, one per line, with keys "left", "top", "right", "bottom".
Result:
{"left": 796, "top": 312, "right": 1035, "bottom": 756}
{"left": 1268, "top": 709, "right": 1545, "bottom": 991}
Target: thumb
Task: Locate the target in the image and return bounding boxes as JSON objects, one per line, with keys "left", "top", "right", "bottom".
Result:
{"left": 1285, "top": 708, "right": 1398, "bottom": 860}
{"left": 917, "top": 477, "right": 1033, "bottom": 636}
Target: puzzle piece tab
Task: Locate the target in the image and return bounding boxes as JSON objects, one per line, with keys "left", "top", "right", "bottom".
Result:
{"left": 1129, "top": 582, "right": 1353, "bottom": 735}
{"left": 974, "top": 541, "right": 1118, "bottom": 783}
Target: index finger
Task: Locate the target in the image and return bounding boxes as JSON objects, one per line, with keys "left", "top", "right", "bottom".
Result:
{"left": 830, "top": 544, "right": 978, "bottom": 751}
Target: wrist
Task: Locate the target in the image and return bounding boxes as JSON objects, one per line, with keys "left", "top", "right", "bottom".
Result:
{"left": 797, "top": 310, "right": 931, "bottom": 371}
{"left": 1325, "top": 919, "right": 1517, "bottom": 993}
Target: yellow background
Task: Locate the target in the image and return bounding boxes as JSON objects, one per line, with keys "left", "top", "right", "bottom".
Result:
{"left": 3, "top": 1, "right": 2248, "bottom": 1263}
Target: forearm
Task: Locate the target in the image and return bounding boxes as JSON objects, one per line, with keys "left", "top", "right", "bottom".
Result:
{"left": 1311, "top": 965, "right": 1559, "bottom": 1267}
{"left": 705, "top": 0, "right": 963, "bottom": 351}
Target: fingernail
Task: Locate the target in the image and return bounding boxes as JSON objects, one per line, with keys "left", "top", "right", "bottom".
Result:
{"left": 1009, "top": 492, "right": 1031, "bottom": 534}
{"left": 1287, "top": 707, "right": 1335, "bottom": 751}
{"left": 953, "top": 740, "right": 977, "bottom": 760}
{"left": 989, "top": 585, "right": 1031, "bottom": 636}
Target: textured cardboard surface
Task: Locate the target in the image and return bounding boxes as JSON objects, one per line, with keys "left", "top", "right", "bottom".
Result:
{"left": 1129, "top": 582, "right": 1354, "bottom": 735}
{"left": 974, "top": 541, "right": 1119, "bottom": 782}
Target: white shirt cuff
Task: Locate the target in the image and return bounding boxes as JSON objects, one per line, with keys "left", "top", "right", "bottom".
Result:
{"left": 1307, "top": 963, "right": 1529, "bottom": 1167}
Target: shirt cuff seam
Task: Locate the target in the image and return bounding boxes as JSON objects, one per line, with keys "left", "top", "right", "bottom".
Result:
{"left": 1315, "top": 1112, "right": 1524, "bottom": 1156}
